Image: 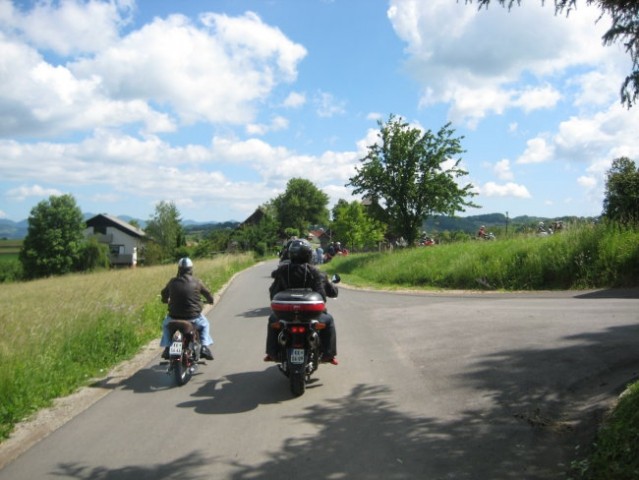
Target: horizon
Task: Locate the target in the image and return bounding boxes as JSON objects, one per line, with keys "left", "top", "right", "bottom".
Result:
{"left": 1, "top": 1, "right": 636, "bottom": 224}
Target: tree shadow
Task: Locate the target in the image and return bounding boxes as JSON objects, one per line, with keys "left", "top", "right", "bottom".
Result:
{"left": 574, "top": 287, "right": 639, "bottom": 299}
{"left": 52, "top": 451, "right": 213, "bottom": 480}
{"left": 222, "top": 324, "right": 639, "bottom": 480}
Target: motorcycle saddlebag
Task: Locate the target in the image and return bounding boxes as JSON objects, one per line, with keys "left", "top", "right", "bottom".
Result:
{"left": 271, "top": 289, "right": 325, "bottom": 321}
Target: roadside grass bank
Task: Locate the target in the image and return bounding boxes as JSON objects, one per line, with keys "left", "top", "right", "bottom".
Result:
{"left": 324, "top": 222, "right": 639, "bottom": 480}
{"left": 0, "top": 253, "right": 256, "bottom": 441}
{"left": 325, "top": 222, "right": 639, "bottom": 291}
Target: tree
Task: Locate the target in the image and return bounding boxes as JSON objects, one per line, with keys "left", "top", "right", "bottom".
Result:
{"left": 331, "top": 199, "right": 386, "bottom": 252}
{"left": 348, "top": 115, "right": 478, "bottom": 246}
{"left": 466, "top": 0, "right": 639, "bottom": 107}
{"left": 602, "top": 156, "right": 639, "bottom": 223}
{"left": 272, "top": 178, "right": 330, "bottom": 235}
{"left": 19, "top": 194, "right": 86, "bottom": 279}
{"left": 145, "top": 201, "right": 184, "bottom": 264}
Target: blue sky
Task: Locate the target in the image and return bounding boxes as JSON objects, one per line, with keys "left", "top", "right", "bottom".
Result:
{"left": 1, "top": 0, "right": 637, "bottom": 223}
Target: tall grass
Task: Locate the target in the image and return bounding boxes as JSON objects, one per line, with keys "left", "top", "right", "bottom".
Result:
{"left": 0, "top": 253, "right": 256, "bottom": 440}
{"left": 326, "top": 222, "right": 639, "bottom": 290}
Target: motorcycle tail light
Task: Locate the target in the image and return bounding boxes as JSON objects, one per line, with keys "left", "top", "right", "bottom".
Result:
{"left": 291, "top": 325, "right": 306, "bottom": 334}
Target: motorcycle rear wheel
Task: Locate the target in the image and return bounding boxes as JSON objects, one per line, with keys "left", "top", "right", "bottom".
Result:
{"left": 173, "top": 356, "right": 191, "bottom": 386}
{"left": 290, "top": 371, "right": 305, "bottom": 396}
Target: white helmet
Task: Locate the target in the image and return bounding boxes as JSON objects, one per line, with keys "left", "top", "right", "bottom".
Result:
{"left": 178, "top": 257, "right": 193, "bottom": 268}
{"left": 178, "top": 257, "right": 193, "bottom": 274}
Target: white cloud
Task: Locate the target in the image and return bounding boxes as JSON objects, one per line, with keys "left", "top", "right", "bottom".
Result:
{"left": 6, "top": 184, "right": 64, "bottom": 202}
{"left": 314, "top": 91, "right": 346, "bottom": 118}
{"left": 516, "top": 137, "right": 554, "bottom": 164}
{"left": 283, "top": 91, "right": 306, "bottom": 108}
{"left": 388, "top": 0, "right": 609, "bottom": 125}
{"left": 246, "top": 116, "right": 289, "bottom": 135}
{"left": 513, "top": 85, "right": 561, "bottom": 112}
{"left": 0, "top": 6, "right": 307, "bottom": 137}
{"left": 493, "top": 159, "right": 514, "bottom": 181}
{"left": 0, "top": 0, "right": 133, "bottom": 56}
{"left": 481, "top": 182, "right": 531, "bottom": 198}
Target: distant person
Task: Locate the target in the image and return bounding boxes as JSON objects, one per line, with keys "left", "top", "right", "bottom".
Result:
{"left": 316, "top": 245, "right": 324, "bottom": 264}
{"left": 477, "top": 225, "right": 486, "bottom": 239}
{"left": 160, "top": 257, "right": 214, "bottom": 360}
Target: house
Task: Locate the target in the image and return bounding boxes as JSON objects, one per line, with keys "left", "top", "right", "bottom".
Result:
{"left": 85, "top": 214, "right": 147, "bottom": 266}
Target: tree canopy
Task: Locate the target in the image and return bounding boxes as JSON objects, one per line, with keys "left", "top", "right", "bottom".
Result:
{"left": 466, "top": 0, "right": 639, "bottom": 107}
{"left": 145, "top": 201, "right": 185, "bottom": 263}
{"left": 348, "top": 115, "right": 478, "bottom": 246}
{"left": 602, "top": 156, "right": 639, "bottom": 223}
{"left": 331, "top": 199, "right": 386, "bottom": 251}
{"left": 272, "top": 178, "right": 330, "bottom": 235}
{"left": 19, "top": 194, "right": 86, "bottom": 279}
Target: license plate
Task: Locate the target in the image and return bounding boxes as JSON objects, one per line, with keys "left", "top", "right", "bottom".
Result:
{"left": 169, "top": 341, "right": 182, "bottom": 356}
{"left": 290, "top": 348, "right": 305, "bottom": 364}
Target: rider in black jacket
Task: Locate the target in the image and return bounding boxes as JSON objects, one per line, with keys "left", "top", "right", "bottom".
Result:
{"left": 160, "top": 258, "right": 214, "bottom": 360}
{"left": 265, "top": 239, "right": 339, "bottom": 364}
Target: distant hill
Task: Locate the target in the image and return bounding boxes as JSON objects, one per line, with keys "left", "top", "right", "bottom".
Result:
{"left": 423, "top": 213, "right": 593, "bottom": 234}
{"left": 1, "top": 212, "right": 595, "bottom": 240}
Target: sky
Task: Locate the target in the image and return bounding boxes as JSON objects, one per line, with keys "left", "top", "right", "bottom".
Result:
{"left": 1, "top": 0, "right": 638, "bottom": 224}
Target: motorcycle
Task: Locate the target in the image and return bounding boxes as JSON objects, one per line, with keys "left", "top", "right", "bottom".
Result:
{"left": 165, "top": 319, "right": 205, "bottom": 386}
{"left": 269, "top": 275, "right": 340, "bottom": 397}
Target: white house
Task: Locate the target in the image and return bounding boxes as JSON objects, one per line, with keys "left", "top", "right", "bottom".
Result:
{"left": 85, "top": 214, "right": 147, "bottom": 267}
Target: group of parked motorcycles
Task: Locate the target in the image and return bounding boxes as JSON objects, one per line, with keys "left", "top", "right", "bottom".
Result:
{"left": 161, "top": 265, "right": 340, "bottom": 397}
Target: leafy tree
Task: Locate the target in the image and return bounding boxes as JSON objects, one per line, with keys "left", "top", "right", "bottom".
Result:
{"left": 145, "top": 201, "right": 184, "bottom": 264}
{"left": 233, "top": 213, "right": 280, "bottom": 254}
{"left": 331, "top": 199, "right": 386, "bottom": 252}
{"left": 76, "top": 236, "right": 111, "bottom": 272}
{"left": 348, "top": 115, "right": 478, "bottom": 246}
{"left": 19, "top": 194, "right": 86, "bottom": 279}
{"left": 466, "top": 0, "right": 639, "bottom": 107}
{"left": 272, "top": 178, "right": 330, "bottom": 235}
{"left": 602, "top": 156, "right": 639, "bottom": 223}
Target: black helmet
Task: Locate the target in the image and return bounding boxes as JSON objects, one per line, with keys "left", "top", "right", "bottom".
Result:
{"left": 288, "top": 239, "right": 313, "bottom": 264}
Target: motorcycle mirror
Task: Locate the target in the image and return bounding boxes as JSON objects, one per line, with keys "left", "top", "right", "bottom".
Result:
{"left": 331, "top": 273, "right": 341, "bottom": 284}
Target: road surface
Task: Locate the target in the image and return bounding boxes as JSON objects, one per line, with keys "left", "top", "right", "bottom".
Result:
{"left": 1, "top": 260, "right": 638, "bottom": 479}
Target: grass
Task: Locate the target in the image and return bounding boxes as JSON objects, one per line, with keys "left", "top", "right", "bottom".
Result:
{"left": 324, "top": 222, "right": 639, "bottom": 291}
{"left": 0, "top": 253, "right": 256, "bottom": 440}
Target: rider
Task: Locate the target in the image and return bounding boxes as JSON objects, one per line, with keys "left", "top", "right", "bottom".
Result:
{"left": 477, "top": 225, "right": 486, "bottom": 239}
{"left": 265, "top": 239, "right": 339, "bottom": 365}
{"left": 160, "top": 257, "right": 214, "bottom": 360}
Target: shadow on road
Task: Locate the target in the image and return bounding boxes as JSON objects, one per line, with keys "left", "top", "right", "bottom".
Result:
{"left": 52, "top": 451, "right": 212, "bottom": 480}
{"left": 222, "top": 323, "right": 639, "bottom": 480}
{"left": 176, "top": 368, "right": 297, "bottom": 414}
{"left": 56, "top": 323, "right": 639, "bottom": 479}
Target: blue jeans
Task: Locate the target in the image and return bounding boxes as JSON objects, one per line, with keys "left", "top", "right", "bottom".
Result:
{"left": 160, "top": 313, "right": 213, "bottom": 347}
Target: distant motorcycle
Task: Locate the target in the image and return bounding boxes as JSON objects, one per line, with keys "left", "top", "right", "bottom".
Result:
{"left": 269, "top": 275, "right": 340, "bottom": 397}
{"left": 165, "top": 319, "right": 207, "bottom": 386}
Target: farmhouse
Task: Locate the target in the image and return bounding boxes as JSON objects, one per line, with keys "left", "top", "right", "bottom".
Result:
{"left": 85, "top": 214, "right": 147, "bottom": 266}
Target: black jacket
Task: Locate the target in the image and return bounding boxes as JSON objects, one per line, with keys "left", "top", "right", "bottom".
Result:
{"left": 161, "top": 273, "right": 214, "bottom": 319}
{"left": 269, "top": 262, "right": 338, "bottom": 301}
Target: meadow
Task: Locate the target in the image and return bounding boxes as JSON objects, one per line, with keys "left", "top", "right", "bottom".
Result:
{"left": 0, "top": 253, "right": 256, "bottom": 440}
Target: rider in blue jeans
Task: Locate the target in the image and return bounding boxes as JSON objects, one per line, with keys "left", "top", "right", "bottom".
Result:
{"left": 160, "top": 257, "right": 214, "bottom": 360}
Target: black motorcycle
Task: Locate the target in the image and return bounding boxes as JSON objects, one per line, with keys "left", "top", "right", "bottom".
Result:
{"left": 165, "top": 319, "right": 205, "bottom": 386}
{"left": 269, "top": 275, "right": 340, "bottom": 396}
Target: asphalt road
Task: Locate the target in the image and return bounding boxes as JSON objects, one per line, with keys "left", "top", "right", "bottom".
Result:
{"left": 1, "top": 260, "right": 638, "bottom": 480}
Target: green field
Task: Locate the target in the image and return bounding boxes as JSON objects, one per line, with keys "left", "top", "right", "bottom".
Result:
{"left": 0, "top": 240, "right": 21, "bottom": 260}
